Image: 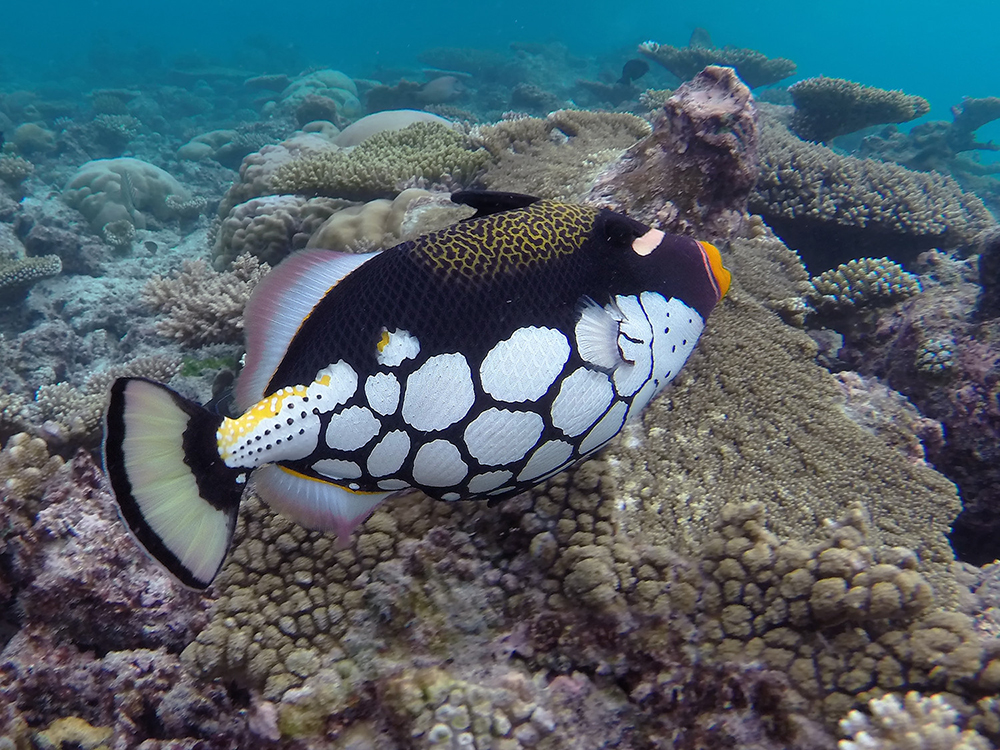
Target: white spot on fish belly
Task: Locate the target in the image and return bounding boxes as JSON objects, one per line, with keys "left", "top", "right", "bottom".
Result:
{"left": 401, "top": 352, "right": 474, "bottom": 431}
{"left": 412, "top": 439, "right": 468, "bottom": 487}
{"left": 463, "top": 408, "right": 544, "bottom": 466}
{"left": 579, "top": 400, "right": 628, "bottom": 455}
{"left": 313, "top": 458, "right": 362, "bottom": 479}
{"left": 467, "top": 469, "right": 513, "bottom": 494}
{"left": 551, "top": 367, "right": 614, "bottom": 437}
{"left": 366, "top": 430, "right": 410, "bottom": 477}
{"left": 365, "top": 372, "right": 400, "bottom": 416}
{"left": 325, "top": 405, "right": 381, "bottom": 451}
{"left": 480, "top": 327, "right": 570, "bottom": 403}
{"left": 517, "top": 439, "right": 574, "bottom": 482}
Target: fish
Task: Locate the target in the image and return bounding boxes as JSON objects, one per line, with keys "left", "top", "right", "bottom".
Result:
{"left": 617, "top": 59, "right": 650, "bottom": 87}
{"left": 103, "top": 190, "right": 731, "bottom": 589}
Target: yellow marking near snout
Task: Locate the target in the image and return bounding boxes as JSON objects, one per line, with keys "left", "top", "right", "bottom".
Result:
{"left": 376, "top": 329, "right": 390, "bottom": 353}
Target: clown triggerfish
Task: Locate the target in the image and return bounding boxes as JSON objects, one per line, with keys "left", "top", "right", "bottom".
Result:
{"left": 103, "top": 191, "right": 730, "bottom": 589}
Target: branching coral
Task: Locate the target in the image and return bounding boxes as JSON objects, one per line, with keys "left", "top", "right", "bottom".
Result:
{"left": 639, "top": 40, "right": 796, "bottom": 88}
{"left": 808, "top": 258, "right": 923, "bottom": 312}
{"left": 270, "top": 122, "right": 487, "bottom": 201}
{"left": 0, "top": 154, "right": 34, "bottom": 186}
{"left": 839, "top": 692, "right": 991, "bottom": 750}
{"left": 0, "top": 432, "right": 65, "bottom": 503}
{"left": 141, "top": 253, "right": 270, "bottom": 346}
{"left": 789, "top": 77, "right": 930, "bottom": 143}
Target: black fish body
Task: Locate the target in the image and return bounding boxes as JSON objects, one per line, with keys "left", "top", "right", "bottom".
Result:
{"left": 104, "top": 191, "right": 730, "bottom": 588}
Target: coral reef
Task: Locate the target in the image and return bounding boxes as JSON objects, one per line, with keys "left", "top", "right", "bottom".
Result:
{"left": 278, "top": 69, "right": 362, "bottom": 120}
{"left": 213, "top": 194, "right": 351, "bottom": 269}
{"left": 638, "top": 39, "right": 796, "bottom": 88}
{"left": 789, "top": 77, "right": 929, "bottom": 143}
{"left": 62, "top": 157, "right": 193, "bottom": 232}
{"left": 334, "top": 109, "right": 455, "bottom": 148}
{"left": 751, "top": 113, "right": 995, "bottom": 270}
{"left": 586, "top": 65, "right": 759, "bottom": 239}
{"left": 0, "top": 154, "right": 34, "bottom": 186}
{"left": 141, "top": 253, "right": 271, "bottom": 347}
{"left": 473, "top": 109, "right": 651, "bottom": 201}
{"left": 270, "top": 121, "right": 487, "bottom": 201}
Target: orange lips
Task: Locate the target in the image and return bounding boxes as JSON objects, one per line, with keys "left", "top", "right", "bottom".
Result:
{"left": 698, "top": 240, "right": 731, "bottom": 300}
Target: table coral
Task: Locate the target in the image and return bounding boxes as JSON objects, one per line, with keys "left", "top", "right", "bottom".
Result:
{"left": 270, "top": 121, "right": 487, "bottom": 201}
{"left": 751, "top": 113, "right": 995, "bottom": 269}
{"left": 62, "top": 157, "right": 193, "bottom": 232}
{"left": 0, "top": 254, "right": 61, "bottom": 302}
{"left": 789, "top": 77, "right": 930, "bottom": 143}
{"left": 638, "top": 39, "right": 796, "bottom": 88}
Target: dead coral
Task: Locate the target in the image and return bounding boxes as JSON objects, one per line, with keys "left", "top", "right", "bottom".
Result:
{"left": 141, "top": 253, "right": 271, "bottom": 347}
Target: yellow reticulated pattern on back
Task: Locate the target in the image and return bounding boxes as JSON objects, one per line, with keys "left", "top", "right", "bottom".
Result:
{"left": 411, "top": 200, "right": 599, "bottom": 280}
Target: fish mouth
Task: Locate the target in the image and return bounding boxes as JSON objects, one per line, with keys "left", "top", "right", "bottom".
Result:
{"left": 698, "top": 241, "right": 731, "bottom": 300}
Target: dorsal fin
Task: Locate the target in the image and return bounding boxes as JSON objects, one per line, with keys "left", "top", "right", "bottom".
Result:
{"left": 450, "top": 190, "right": 541, "bottom": 218}
{"left": 236, "top": 249, "right": 377, "bottom": 412}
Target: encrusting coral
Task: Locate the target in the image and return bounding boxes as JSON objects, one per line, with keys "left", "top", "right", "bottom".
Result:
{"left": 0, "top": 254, "right": 62, "bottom": 302}
{"left": 141, "top": 253, "right": 271, "bottom": 347}
{"left": 789, "top": 77, "right": 930, "bottom": 143}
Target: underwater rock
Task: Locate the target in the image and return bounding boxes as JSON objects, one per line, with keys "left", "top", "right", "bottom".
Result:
{"left": 586, "top": 65, "right": 759, "bottom": 239}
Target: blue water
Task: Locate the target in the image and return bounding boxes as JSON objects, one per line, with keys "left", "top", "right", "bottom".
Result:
{"left": 4, "top": 0, "right": 997, "bottom": 135}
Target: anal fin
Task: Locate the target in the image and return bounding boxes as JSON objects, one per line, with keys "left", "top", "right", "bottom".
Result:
{"left": 253, "top": 465, "right": 395, "bottom": 544}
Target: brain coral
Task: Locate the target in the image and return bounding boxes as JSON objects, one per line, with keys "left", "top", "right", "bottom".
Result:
{"left": 751, "top": 113, "right": 995, "bottom": 269}
{"left": 213, "top": 194, "right": 352, "bottom": 269}
{"left": 62, "top": 157, "right": 193, "bottom": 232}
{"left": 178, "top": 230, "right": 993, "bottom": 744}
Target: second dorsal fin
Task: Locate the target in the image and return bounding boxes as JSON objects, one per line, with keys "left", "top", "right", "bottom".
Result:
{"left": 450, "top": 190, "right": 541, "bottom": 218}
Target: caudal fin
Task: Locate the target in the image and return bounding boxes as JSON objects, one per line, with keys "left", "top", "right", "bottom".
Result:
{"left": 103, "top": 377, "right": 245, "bottom": 589}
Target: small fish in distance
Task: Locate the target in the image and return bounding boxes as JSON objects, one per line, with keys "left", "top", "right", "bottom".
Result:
{"left": 103, "top": 190, "right": 731, "bottom": 589}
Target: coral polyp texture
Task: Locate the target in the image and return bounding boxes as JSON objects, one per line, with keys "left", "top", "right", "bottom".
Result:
{"left": 751, "top": 114, "right": 995, "bottom": 269}
{"left": 789, "top": 77, "right": 930, "bottom": 143}
{"left": 638, "top": 40, "right": 796, "bottom": 88}
{"left": 839, "top": 692, "right": 991, "bottom": 750}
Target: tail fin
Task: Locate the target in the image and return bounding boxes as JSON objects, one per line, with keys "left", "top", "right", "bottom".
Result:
{"left": 103, "top": 377, "right": 245, "bottom": 589}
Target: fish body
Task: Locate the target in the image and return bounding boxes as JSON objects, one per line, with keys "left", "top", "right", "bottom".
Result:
{"left": 104, "top": 191, "right": 730, "bottom": 589}
{"left": 617, "top": 59, "right": 650, "bottom": 87}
